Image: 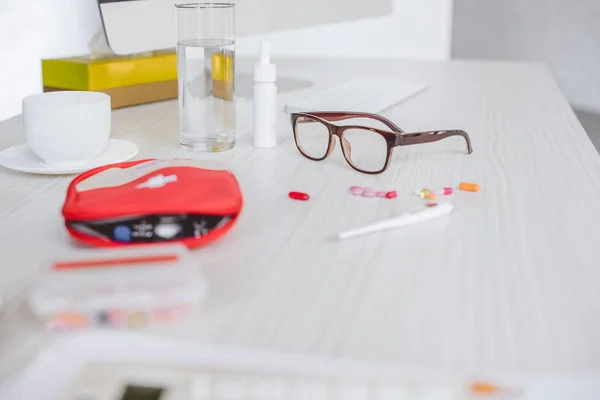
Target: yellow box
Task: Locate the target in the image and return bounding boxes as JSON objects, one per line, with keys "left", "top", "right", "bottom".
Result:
{"left": 211, "top": 50, "right": 234, "bottom": 82}
{"left": 211, "top": 51, "right": 234, "bottom": 101}
{"left": 44, "top": 80, "right": 178, "bottom": 110}
{"left": 42, "top": 51, "right": 177, "bottom": 91}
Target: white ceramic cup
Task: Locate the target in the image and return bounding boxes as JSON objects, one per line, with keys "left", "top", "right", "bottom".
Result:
{"left": 22, "top": 91, "right": 111, "bottom": 165}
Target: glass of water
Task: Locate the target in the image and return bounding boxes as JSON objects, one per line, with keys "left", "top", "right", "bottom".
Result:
{"left": 176, "top": 3, "right": 235, "bottom": 152}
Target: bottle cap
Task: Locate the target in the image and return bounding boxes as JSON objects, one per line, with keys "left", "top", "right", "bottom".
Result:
{"left": 253, "top": 41, "right": 276, "bottom": 83}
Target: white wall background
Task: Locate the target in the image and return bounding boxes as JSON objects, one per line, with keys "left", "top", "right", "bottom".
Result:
{"left": 452, "top": 0, "right": 600, "bottom": 113}
{"left": 0, "top": 0, "right": 453, "bottom": 122}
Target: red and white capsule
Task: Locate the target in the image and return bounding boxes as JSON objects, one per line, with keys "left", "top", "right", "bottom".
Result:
{"left": 434, "top": 187, "right": 453, "bottom": 195}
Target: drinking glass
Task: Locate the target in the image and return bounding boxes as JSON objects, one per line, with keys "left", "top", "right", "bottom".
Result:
{"left": 176, "top": 3, "right": 235, "bottom": 152}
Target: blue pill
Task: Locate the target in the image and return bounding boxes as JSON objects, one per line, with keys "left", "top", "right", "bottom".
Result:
{"left": 113, "top": 225, "right": 131, "bottom": 242}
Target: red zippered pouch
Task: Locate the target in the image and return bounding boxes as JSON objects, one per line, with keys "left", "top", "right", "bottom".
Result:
{"left": 62, "top": 159, "right": 242, "bottom": 248}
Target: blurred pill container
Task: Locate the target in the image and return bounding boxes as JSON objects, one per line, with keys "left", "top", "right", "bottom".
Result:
{"left": 28, "top": 245, "right": 207, "bottom": 332}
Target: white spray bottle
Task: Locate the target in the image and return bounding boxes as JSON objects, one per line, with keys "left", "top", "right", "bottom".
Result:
{"left": 252, "top": 41, "right": 277, "bottom": 148}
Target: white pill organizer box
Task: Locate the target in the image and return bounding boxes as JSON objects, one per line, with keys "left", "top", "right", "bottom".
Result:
{"left": 27, "top": 245, "right": 207, "bottom": 331}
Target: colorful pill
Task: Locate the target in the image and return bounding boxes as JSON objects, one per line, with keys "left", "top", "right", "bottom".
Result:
{"left": 385, "top": 191, "right": 397, "bottom": 199}
{"left": 128, "top": 311, "right": 148, "bottom": 329}
{"left": 376, "top": 191, "right": 387, "bottom": 198}
{"left": 418, "top": 188, "right": 432, "bottom": 199}
{"left": 419, "top": 187, "right": 451, "bottom": 199}
{"left": 459, "top": 182, "right": 480, "bottom": 192}
{"left": 362, "top": 191, "right": 376, "bottom": 198}
{"left": 418, "top": 188, "right": 438, "bottom": 200}
{"left": 469, "top": 382, "right": 503, "bottom": 396}
{"left": 434, "top": 187, "right": 453, "bottom": 195}
{"left": 55, "top": 312, "right": 89, "bottom": 329}
{"left": 350, "top": 187, "right": 364, "bottom": 196}
{"left": 289, "top": 191, "right": 309, "bottom": 201}
{"left": 109, "top": 310, "right": 127, "bottom": 327}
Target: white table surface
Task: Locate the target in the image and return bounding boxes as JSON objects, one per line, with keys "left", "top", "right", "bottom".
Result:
{"left": 1, "top": 58, "right": 600, "bottom": 384}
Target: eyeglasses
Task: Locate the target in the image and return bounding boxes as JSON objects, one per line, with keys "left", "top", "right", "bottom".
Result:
{"left": 290, "top": 112, "right": 473, "bottom": 174}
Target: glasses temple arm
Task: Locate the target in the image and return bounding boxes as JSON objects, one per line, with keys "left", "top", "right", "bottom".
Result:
{"left": 395, "top": 130, "right": 473, "bottom": 154}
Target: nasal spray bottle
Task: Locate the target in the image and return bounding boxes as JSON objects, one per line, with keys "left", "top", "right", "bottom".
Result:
{"left": 253, "top": 41, "right": 277, "bottom": 148}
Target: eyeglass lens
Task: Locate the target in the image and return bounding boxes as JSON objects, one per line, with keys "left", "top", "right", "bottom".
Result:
{"left": 340, "top": 128, "right": 388, "bottom": 172}
{"left": 294, "top": 116, "right": 330, "bottom": 159}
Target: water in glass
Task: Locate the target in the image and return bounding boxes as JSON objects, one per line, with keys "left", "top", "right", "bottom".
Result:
{"left": 177, "top": 38, "right": 235, "bottom": 152}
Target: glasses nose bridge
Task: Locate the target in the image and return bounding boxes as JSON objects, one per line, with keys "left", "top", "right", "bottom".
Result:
{"left": 325, "top": 125, "right": 338, "bottom": 157}
{"left": 331, "top": 124, "right": 350, "bottom": 144}
{"left": 327, "top": 125, "right": 353, "bottom": 159}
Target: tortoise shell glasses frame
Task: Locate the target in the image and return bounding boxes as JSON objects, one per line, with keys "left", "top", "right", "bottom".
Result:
{"left": 290, "top": 111, "right": 473, "bottom": 174}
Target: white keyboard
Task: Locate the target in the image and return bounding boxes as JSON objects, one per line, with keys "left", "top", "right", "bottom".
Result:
{"left": 66, "top": 361, "right": 472, "bottom": 400}
{"left": 284, "top": 79, "right": 428, "bottom": 114}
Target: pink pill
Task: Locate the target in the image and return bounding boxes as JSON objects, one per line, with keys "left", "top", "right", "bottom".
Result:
{"left": 385, "top": 191, "right": 397, "bottom": 199}
{"left": 362, "top": 187, "right": 374, "bottom": 193}
{"left": 362, "top": 191, "right": 376, "bottom": 198}
{"left": 350, "top": 187, "right": 364, "bottom": 196}
{"left": 376, "top": 191, "right": 387, "bottom": 198}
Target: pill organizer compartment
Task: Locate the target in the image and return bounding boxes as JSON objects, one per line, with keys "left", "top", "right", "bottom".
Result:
{"left": 28, "top": 244, "right": 207, "bottom": 331}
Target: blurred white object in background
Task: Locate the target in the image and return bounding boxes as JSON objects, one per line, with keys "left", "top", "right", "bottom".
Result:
{"left": 1, "top": 332, "right": 599, "bottom": 400}
{"left": 0, "top": 0, "right": 100, "bottom": 121}
{"left": 98, "top": 0, "right": 393, "bottom": 55}
{"left": 283, "top": 79, "right": 429, "bottom": 114}
{"left": 0, "top": 0, "right": 452, "bottom": 122}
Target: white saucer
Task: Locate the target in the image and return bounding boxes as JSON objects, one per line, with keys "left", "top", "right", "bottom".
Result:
{"left": 0, "top": 139, "right": 138, "bottom": 175}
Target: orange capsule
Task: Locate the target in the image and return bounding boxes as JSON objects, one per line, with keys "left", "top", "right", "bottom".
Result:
{"left": 469, "top": 381, "right": 502, "bottom": 396}
{"left": 459, "top": 182, "right": 480, "bottom": 192}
